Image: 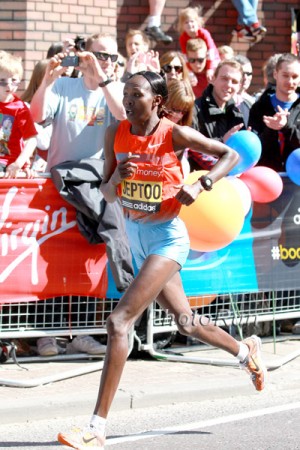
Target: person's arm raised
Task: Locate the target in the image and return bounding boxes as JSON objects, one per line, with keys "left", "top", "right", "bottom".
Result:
{"left": 30, "top": 55, "right": 66, "bottom": 123}
{"left": 79, "top": 52, "right": 126, "bottom": 121}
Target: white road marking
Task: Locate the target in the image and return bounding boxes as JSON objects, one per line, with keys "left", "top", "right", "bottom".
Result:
{"left": 105, "top": 402, "right": 300, "bottom": 446}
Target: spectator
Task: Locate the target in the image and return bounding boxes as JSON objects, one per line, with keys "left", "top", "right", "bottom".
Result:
{"left": 145, "top": 0, "right": 173, "bottom": 44}
{"left": 30, "top": 33, "right": 134, "bottom": 355}
{"left": 178, "top": 6, "right": 220, "bottom": 82}
{"left": 262, "top": 53, "right": 282, "bottom": 91}
{"left": 231, "top": 0, "right": 267, "bottom": 42}
{"left": 233, "top": 54, "right": 255, "bottom": 126}
{"left": 253, "top": 53, "right": 282, "bottom": 101}
{"left": 165, "top": 78, "right": 196, "bottom": 177}
{"left": 185, "top": 38, "right": 209, "bottom": 99}
{"left": 189, "top": 60, "right": 245, "bottom": 171}
{"left": 126, "top": 29, "right": 150, "bottom": 58}
{"left": 249, "top": 53, "right": 300, "bottom": 172}
{"left": 165, "top": 78, "right": 195, "bottom": 126}
{"left": 0, "top": 51, "right": 37, "bottom": 178}
{"left": 218, "top": 45, "right": 235, "bottom": 61}
{"left": 159, "top": 51, "right": 190, "bottom": 85}
{"left": 30, "top": 33, "right": 126, "bottom": 170}
{"left": 123, "top": 29, "right": 160, "bottom": 81}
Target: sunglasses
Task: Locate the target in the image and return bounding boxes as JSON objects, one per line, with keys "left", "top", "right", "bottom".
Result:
{"left": 187, "top": 57, "right": 205, "bottom": 64}
{"left": 244, "top": 71, "right": 253, "bottom": 76}
{"left": 93, "top": 52, "right": 118, "bottom": 63}
{"left": 162, "top": 64, "right": 183, "bottom": 74}
{"left": 0, "top": 79, "right": 20, "bottom": 87}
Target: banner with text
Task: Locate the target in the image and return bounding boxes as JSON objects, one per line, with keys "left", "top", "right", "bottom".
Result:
{"left": 1, "top": 176, "right": 300, "bottom": 304}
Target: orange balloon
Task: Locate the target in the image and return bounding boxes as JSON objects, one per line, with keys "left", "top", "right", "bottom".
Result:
{"left": 179, "top": 171, "right": 244, "bottom": 252}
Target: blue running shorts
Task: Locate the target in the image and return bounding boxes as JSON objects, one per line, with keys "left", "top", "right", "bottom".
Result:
{"left": 125, "top": 216, "right": 190, "bottom": 269}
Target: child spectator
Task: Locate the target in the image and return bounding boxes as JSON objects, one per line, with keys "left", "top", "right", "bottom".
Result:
{"left": 123, "top": 29, "right": 160, "bottom": 81}
{"left": 0, "top": 52, "right": 37, "bottom": 178}
{"left": 178, "top": 6, "right": 220, "bottom": 82}
{"left": 218, "top": 45, "right": 235, "bottom": 61}
{"left": 186, "top": 38, "right": 209, "bottom": 99}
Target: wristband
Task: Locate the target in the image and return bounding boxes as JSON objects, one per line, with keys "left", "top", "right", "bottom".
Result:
{"left": 99, "top": 78, "right": 113, "bottom": 88}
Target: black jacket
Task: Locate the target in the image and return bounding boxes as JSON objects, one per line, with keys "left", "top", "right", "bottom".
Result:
{"left": 51, "top": 159, "right": 134, "bottom": 292}
{"left": 193, "top": 84, "right": 245, "bottom": 140}
{"left": 248, "top": 87, "right": 300, "bottom": 172}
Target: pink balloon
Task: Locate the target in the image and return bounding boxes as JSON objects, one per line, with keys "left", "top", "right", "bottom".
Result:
{"left": 240, "top": 166, "right": 283, "bottom": 203}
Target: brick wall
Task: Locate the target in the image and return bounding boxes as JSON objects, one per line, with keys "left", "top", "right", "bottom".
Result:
{"left": 0, "top": 0, "right": 117, "bottom": 89}
{"left": 0, "top": 0, "right": 296, "bottom": 93}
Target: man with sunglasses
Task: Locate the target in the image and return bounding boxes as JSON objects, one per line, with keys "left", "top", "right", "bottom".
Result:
{"left": 186, "top": 38, "right": 209, "bottom": 99}
{"left": 30, "top": 33, "right": 126, "bottom": 171}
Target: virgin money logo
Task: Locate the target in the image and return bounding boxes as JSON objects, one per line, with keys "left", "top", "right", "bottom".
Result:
{"left": 0, "top": 185, "right": 76, "bottom": 285}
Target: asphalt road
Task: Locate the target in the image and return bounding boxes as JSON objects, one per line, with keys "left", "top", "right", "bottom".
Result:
{"left": 0, "top": 338, "right": 300, "bottom": 449}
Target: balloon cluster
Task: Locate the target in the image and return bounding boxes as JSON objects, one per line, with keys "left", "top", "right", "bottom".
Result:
{"left": 179, "top": 130, "right": 284, "bottom": 252}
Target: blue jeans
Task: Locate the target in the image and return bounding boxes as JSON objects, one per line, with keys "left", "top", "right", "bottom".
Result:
{"left": 231, "top": 0, "right": 258, "bottom": 26}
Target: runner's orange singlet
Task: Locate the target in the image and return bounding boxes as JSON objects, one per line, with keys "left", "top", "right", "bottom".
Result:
{"left": 114, "top": 117, "right": 184, "bottom": 223}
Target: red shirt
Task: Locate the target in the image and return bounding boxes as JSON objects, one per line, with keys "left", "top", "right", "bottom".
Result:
{"left": 0, "top": 95, "right": 37, "bottom": 167}
{"left": 190, "top": 71, "right": 209, "bottom": 99}
{"left": 114, "top": 118, "right": 183, "bottom": 223}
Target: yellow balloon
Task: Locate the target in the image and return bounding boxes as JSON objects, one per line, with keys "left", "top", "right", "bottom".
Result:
{"left": 179, "top": 171, "right": 245, "bottom": 252}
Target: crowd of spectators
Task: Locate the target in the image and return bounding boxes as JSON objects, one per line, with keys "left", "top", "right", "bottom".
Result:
{"left": 1, "top": 2, "right": 300, "bottom": 358}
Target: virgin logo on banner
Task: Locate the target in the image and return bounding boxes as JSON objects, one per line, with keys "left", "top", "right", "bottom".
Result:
{"left": 0, "top": 179, "right": 109, "bottom": 304}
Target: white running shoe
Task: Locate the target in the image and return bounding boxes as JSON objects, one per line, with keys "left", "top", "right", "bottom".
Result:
{"left": 58, "top": 425, "right": 105, "bottom": 449}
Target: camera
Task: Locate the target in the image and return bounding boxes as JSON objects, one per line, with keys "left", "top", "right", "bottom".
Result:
{"left": 61, "top": 55, "right": 79, "bottom": 67}
{"left": 74, "top": 35, "right": 86, "bottom": 52}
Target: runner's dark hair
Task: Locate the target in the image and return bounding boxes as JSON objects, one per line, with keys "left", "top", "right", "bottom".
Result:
{"left": 127, "top": 71, "right": 169, "bottom": 117}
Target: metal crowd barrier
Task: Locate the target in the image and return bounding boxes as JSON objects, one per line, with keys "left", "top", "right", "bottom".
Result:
{"left": 0, "top": 295, "right": 117, "bottom": 340}
{"left": 1, "top": 173, "right": 300, "bottom": 374}
{"left": 137, "top": 290, "right": 300, "bottom": 365}
{"left": 1, "top": 289, "right": 299, "bottom": 351}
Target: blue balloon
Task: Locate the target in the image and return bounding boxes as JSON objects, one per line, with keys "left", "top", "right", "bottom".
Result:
{"left": 225, "top": 130, "right": 262, "bottom": 175}
{"left": 286, "top": 148, "right": 300, "bottom": 186}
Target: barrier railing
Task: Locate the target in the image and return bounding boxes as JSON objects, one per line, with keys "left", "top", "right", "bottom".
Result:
{"left": 1, "top": 174, "right": 300, "bottom": 364}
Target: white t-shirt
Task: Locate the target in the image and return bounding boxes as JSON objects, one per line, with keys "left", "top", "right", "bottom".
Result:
{"left": 45, "top": 77, "right": 117, "bottom": 170}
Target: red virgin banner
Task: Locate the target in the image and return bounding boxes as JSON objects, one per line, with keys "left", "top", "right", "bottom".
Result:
{"left": 0, "top": 178, "right": 109, "bottom": 304}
